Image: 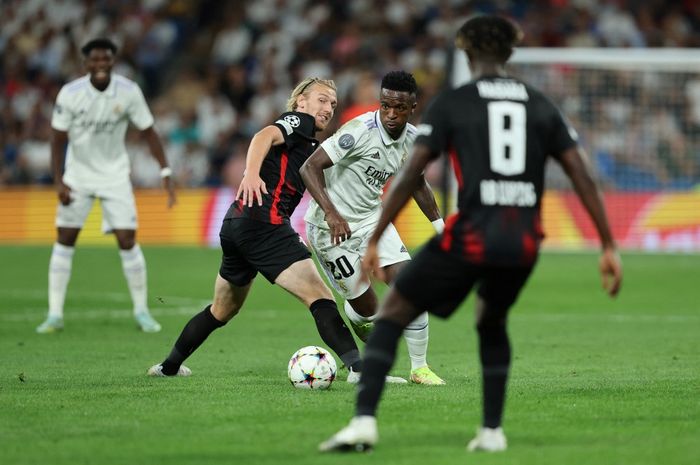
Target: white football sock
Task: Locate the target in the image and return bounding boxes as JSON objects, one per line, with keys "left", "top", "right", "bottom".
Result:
{"left": 119, "top": 244, "right": 149, "bottom": 315}
{"left": 343, "top": 299, "right": 377, "bottom": 325}
{"left": 403, "top": 312, "right": 429, "bottom": 370}
{"left": 48, "top": 243, "right": 75, "bottom": 318}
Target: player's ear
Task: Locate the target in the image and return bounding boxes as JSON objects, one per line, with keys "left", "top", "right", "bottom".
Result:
{"left": 295, "top": 93, "right": 306, "bottom": 112}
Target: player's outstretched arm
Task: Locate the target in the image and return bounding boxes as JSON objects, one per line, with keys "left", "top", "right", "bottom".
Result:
{"left": 236, "top": 125, "right": 284, "bottom": 207}
{"left": 300, "top": 147, "right": 351, "bottom": 245}
{"left": 558, "top": 146, "right": 622, "bottom": 297}
{"left": 51, "top": 129, "right": 71, "bottom": 205}
{"left": 411, "top": 175, "right": 444, "bottom": 233}
{"left": 142, "top": 126, "right": 176, "bottom": 208}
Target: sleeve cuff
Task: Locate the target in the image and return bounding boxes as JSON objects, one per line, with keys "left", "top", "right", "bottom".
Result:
{"left": 320, "top": 140, "right": 341, "bottom": 164}
{"left": 431, "top": 218, "right": 445, "bottom": 234}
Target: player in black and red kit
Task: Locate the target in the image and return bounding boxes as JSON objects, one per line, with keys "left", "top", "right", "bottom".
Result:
{"left": 148, "top": 78, "right": 365, "bottom": 380}
{"left": 320, "top": 15, "right": 623, "bottom": 453}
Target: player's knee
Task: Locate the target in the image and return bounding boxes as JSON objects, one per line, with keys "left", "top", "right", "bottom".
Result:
{"left": 302, "top": 282, "right": 334, "bottom": 307}
{"left": 57, "top": 229, "right": 80, "bottom": 246}
{"left": 116, "top": 236, "right": 136, "bottom": 250}
{"left": 476, "top": 313, "right": 506, "bottom": 330}
{"left": 210, "top": 301, "right": 239, "bottom": 322}
{"left": 475, "top": 296, "right": 510, "bottom": 330}
{"left": 348, "top": 290, "right": 377, "bottom": 318}
{"left": 475, "top": 315, "right": 508, "bottom": 347}
{"left": 122, "top": 240, "right": 136, "bottom": 250}
{"left": 351, "top": 304, "right": 375, "bottom": 318}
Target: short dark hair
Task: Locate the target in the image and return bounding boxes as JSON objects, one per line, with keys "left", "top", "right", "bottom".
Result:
{"left": 380, "top": 71, "right": 417, "bottom": 95}
{"left": 455, "top": 15, "right": 522, "bottom": 63}
{"left": 81, "top": 38, "right": 118, "bottom": 57}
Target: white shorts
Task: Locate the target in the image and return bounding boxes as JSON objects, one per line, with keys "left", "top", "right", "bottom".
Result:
{"left": 306, "top": 221, "right": 411, "bottom": 299}
{"left": 56, "top": 181, "right": 138, "bottom": 232}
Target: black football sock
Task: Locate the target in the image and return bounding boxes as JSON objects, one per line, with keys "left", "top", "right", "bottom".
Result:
{"left": 477, "top": 322, "right": 511, "bottom": 428}
{"left": 160, "top": 305, "right": 226, "bottom": 375}
{"left": 356, "top": 319, "right": 403, "bottom": 417}
{"left": 309, "top": 299, "right": 361, "bottom": 370}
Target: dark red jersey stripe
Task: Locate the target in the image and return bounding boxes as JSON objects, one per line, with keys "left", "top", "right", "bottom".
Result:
{"left": 533, "top": 211, "right": 544, "bottom": 239}
{"left": 523, "top": 211, "right": 543, "bottom": 264}
{"left": 448, "top": 145, "right": 463, "bottom": 188}
{"left": 522, "top": 232, "right": 537, "bottom": 264}
{"left": 463, "top": 228, "right": 484, "bottom": 263}
{"left": 269, "top": 152, "right": 289, "bottom": 224}
{"left": 285, "top": 180, "right": 297, "bottom": 196}
{"left": 440, "top": 212, "right": 459, "bottom": 252}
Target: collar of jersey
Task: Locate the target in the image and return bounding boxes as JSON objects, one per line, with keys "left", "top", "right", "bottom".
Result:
{"left": 374, "top": 111, "right": 407, "bottom": 147}
{"left": 85, "top": 74, "right": 117, "bottom": 98}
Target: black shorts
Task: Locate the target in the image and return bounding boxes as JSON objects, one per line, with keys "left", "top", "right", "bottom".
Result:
{"left": 218, "top": 218, "right": 311, "bottom": 286}
{"left": 394, "top": 237, "right": 535, "bottom": 319}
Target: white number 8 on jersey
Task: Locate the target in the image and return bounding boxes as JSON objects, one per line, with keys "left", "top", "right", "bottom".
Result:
{"left": 487, "top": 101, "right": 526, "bottom": 176}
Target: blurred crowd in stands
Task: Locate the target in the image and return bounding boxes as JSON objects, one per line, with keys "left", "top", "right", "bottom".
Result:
{"left": 1, "top": 0, "right": 699, "bottom": 190}
{"left": 513, "top": 62, "right": 700, "bottom": 191}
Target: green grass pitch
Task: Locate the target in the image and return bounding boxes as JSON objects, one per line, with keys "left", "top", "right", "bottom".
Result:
{"left": 1, "top": 245, "right": 698, "bottom": 465}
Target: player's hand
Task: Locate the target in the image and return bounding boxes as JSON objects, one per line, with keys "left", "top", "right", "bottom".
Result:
{"left": 162, "top": 177, "right": 177, "bottom": 208}
{"left": 326, "top": 211, "right": 351, "bottom": 245}
{"left": 56, "top": 181, "right": 72, "bottom": 206}
{"left": 361, "top": 241, "right": 386, "bottom": 283}
{"left": 236, "top": 173, "right": 268, "bottom": 207}
{"left": 599, "top": 247, "right": 622, "bottom": 297}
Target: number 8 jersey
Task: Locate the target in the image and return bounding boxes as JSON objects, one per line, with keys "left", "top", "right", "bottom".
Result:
{"left": 416, "top": 76, "right": 578, "bottom": 266}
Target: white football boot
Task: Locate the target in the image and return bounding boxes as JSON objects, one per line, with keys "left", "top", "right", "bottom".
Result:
{"left": 346, "top": 369, "right": 407, "bottom": 384}
{"left": 36, "top": 316, "right": 64, "bottom": 334}
{"left": 319, "top": 416, "right": 378, "bottom": 452}
{"left": 467, "top": 427, "right": 507, "bottom": 452}
{"left": 135, "top": 312, "right": 162, "bottom": 333}
{"left": 147, "top": 364, "right": 192, "bottom": 377}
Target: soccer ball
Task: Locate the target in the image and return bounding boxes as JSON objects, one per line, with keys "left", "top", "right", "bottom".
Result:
{"left": 287, "top": 346, "right": 337, "bottom": 390}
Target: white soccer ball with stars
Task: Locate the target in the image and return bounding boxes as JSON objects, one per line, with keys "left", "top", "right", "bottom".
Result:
{"left": 288, "top": 346, "right": 337, "bottom": 390}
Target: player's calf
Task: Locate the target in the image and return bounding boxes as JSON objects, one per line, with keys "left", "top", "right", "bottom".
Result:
{"left": 309, "top": 299, "right": 363, "bottom": 371}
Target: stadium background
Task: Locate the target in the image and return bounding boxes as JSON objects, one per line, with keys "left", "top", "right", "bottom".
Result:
{"left": 1, "top": 0, "right": 699, "bottom": 251}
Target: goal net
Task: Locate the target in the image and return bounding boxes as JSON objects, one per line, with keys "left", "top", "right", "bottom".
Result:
{"left": 448, "top": 48, "right": 700, "bottom": 252}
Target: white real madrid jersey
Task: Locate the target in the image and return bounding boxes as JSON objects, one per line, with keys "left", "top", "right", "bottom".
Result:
{"left": 51, "top": 74, "right": 155, "bottom": 189}
{"left": 304, "top": 111, "right": 417, "bottom": 230}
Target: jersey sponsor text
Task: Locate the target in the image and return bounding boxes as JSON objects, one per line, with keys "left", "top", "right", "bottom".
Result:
{"left": 365, "top": 165, "right": 392, "bottom": 188}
